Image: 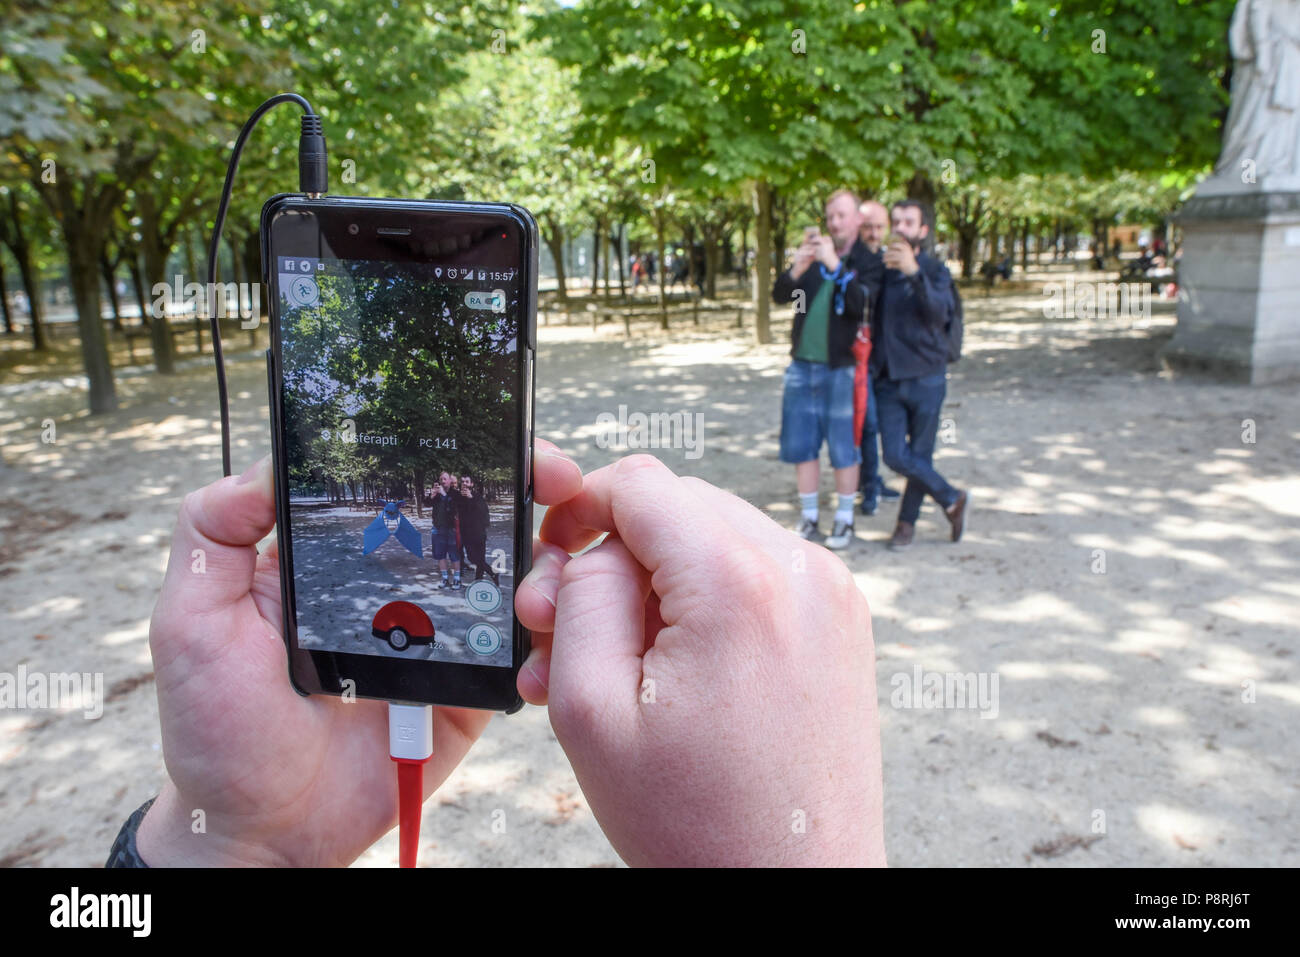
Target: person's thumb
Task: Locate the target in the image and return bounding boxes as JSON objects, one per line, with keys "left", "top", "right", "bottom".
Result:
{"left": 547, "top": 535, "right": 651, "bottom": 749}
{"left": 157, "top": 456, "right": 276, "bottom": 618}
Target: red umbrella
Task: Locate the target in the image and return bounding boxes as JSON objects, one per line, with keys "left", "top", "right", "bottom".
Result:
{"left": 852, "top": 323, "right": 872, "bottom": 443}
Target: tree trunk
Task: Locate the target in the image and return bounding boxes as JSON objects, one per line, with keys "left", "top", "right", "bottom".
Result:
{"left": 958, "top": 227, "right": 978, "bottom": 280}
{"left": 752, "top": 179, "right": 773, "bottom": 345}
{"left": 740, "top": 218, "right": 749, "bottom": 288}
{"left": 13, "top": 241, "right": 48, "bottom": 351}
{"left": 542, "top": 218, "right": 567, "bottom": 306}
{"left": 243, "top": 232, "right": 264, "bottom": 323}
{"left": 186, "top": 227, "right": 204, "bottom": 352}
{"left": 67, "top": 230, "right": 118, "bottom": 413}
{"left": 704, "top": 235, "right": 721, "bottom": 300}
{"left": 612, "top": 223, "right": 626, "bottom": 298}
{"left": 602, "top": 222, "right": 612, "bottom": 298}
{"left": 654, "top": 210, "right": 668, "bottom": 330}
{"left": 128, "top": 254, "right": 150, "bottom": 328}
{"left": 907, "top": 170, "right": 938, "bottom": 210}
{"left": 100, "top": 253, "right": 124, "bottom": 331}
{"left": 1020, "top": 219, "right": 1030, "bottom": 270}
{"left": 3, "top": 192, "right": 49, "bottom": 349}
{"left": 590, "top": 217, "right": 601, "bottom": 293}
{"left": 0, "top": 257, "right": 13, "bottom": 334}
{"left": 682, "top": 220, "right": 696, "bottom": 293}
{"left": 136, "top": 192, "right": 178, "bottom": 372}
{"left": 769, "top": 188, "right": 787, "bottom": 282}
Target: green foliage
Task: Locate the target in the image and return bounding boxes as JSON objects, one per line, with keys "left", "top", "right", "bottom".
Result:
{"left": 282, "top": 266, "right": 517, "bottom": 489}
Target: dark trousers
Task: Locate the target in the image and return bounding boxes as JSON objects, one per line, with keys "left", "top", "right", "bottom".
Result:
{"left": 875, "top": 372, "right": 958, "bottom": 524}
{"left": 463, "top": 536, "right": 489, "bottom": 577}
{"left": 858, "top": 371, "right": 881, "bottom": 503}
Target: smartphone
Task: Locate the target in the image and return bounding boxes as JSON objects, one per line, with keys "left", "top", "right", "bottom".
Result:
{"left": 260, "top": 195, "right": 538, "bottom": 712}
{"left": 887, "top": 232, "right": 922, "bottom": 253}
{"left": 803, "top": 226, "right": 820, "bottom": 243}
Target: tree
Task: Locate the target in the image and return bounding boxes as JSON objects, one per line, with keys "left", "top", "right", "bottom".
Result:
{"left": 538, "top": 0, "right": 908, "bottom": 344}
{"left": 0, "top": 184, "right": 53, "bottom": 350}
{"left": 0, "top": 1, "right": 288, "bottom": 409}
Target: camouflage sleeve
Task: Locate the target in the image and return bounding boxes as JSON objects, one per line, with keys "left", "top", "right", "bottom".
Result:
{"left": 105, "top": 797, "right": 156, "bottom": 868}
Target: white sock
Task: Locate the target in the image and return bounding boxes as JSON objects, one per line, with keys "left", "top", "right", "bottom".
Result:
{"left": 799, "top": 492, "right": 819, "bottom": 522}
{"left": 835, "top": 493, "right": 855, "bottom": 525}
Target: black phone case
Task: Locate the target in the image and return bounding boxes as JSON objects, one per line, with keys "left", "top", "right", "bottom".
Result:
{"left": 259, "top": 194, "right": 538, "bottom": 713}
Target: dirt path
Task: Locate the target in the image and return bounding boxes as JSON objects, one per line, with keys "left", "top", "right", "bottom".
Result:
{"left": 2, "top": 277, "right": 1297, "bottom": 866}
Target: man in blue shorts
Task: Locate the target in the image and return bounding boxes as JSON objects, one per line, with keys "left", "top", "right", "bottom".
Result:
{"left": 430, "top": 471, "right": 462, "bottom": 589}
{"left": 772, "top": 189, "right": 881, "bottom": 550}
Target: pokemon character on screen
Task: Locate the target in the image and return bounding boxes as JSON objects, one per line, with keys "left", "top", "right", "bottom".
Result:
{"left": 363, "top": 500, "right": 423, "bottom": 558}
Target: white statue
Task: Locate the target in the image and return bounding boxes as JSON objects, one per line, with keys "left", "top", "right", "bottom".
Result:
{"left": 1209, "top": 0, "right": 1300, "bottom": 192}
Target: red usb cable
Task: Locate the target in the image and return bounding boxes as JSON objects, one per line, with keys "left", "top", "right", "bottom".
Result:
{"left": 388, "top": 703, "right": 434, "bottom": 868}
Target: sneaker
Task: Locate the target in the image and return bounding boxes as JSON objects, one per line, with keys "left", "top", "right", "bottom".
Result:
{"left": 888, "top": 521, "right": 915, "bottom": 550}
{"left": 438, "top": 577, "right": 449, "bottom": 589}
{"left": 825, "top": 520, "right": 854, "bottom": 550}
{"left": 859, "top": 497, "right": 878, "bottom": 517}
{"left": 797, "top": 517, "right": 821, "bottom": 541}
{"left": 452, "top": 578, "right": 463, "bottom": 590}
{"left": 879, "top": 482, "right": 901, "bottom": 502}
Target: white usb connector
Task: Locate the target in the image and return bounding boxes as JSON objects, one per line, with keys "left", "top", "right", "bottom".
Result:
{"left": 388, "top": 703, "right": 434, "bottom": 761}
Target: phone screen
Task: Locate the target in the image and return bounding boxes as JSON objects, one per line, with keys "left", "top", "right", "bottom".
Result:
{"left": 264, "top": 199, "right": 535, "bottom": 709}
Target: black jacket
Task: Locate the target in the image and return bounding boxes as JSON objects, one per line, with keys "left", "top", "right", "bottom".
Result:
{"left": 772, "top": 238, "right": 881, "bottom": 368}
{"left": 457, "top": 492, "right": 489, "bottom": 544}
{"left": 430, "top": 489, "right": 459, "bottom": 532}
{"left": 869, "top": 251, "right": 955, "bottom": 381}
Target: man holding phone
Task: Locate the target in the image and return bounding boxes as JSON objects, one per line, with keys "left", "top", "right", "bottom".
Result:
{"left": 457, "top": 474, "right": 498, "bottom": 586}
{"left": 430, "top": 471, "right": 463, "bottom": 589}
{"left": 771, "top": 190, "right": 881, "bottom": 550}
{"left": 870, "top": 200, "right": 968, "bottom": 549}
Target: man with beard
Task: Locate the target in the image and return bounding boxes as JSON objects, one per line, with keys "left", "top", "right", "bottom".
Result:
{"left": 870, "top": 200, "right": 968, "bottom": 549}
{"left": 457, "top": 474, "right": 498, "bottom": 586}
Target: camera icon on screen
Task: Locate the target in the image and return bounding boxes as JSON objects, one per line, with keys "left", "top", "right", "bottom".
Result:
{"left": 465, "top": 580, "right": 502, "bottom": 614}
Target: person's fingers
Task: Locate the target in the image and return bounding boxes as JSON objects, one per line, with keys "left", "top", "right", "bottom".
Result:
{"left": 536, "top": 459, "right": 623, "bottom": 554}
{"left": 250, "top": 539, "right": 283, "bottom": 633}
{"left": 520, "top": 541, "right": 665, "bottom": 707}
{"left": 517, "top": 639, "right": 551, "bottom": 706}
{"left": 541, "top": 456, "right": 786, "bottom": 635}
{"left": 548, "top": 535, "right": 652, "bottom": 740}
{"left": 159, "top": 456, "right": 275, "bottom": 617}
{"left": 678, "top": 476, "right": 804, "bottom": 560}
{"left": 515, "top": 539, "right": 570, "bottom": 634}
{"left": 539, "top": 454, "right": 739, "bottom": 575}
{"left": 533, "top": 438, "right": 583, "bottom": 507}
{"left": 516, "top": 537, "right": 573, "bottom": 707}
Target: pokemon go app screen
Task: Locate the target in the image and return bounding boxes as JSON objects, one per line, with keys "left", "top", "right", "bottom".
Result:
{"left": 277, "top": 255, "right": 519, "bottom": 667}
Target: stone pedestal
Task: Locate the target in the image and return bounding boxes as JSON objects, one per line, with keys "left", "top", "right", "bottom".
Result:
{"left": 1161, "top": 189, "right": 1300, "bottom": 384}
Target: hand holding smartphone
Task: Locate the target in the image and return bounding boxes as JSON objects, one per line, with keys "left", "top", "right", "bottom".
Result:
{"left": 792, "top": 226, "right": 820, "bottom": 276}
{"left": 883, "top": 232, "right": 921, "bottom": 274}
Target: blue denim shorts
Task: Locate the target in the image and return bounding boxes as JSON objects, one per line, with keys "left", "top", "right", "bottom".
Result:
{"left": 431, "top": 529, "right": 459, "bottom": 561}
{"left": 779, "top": 359, "right": 862, "bottom": 469}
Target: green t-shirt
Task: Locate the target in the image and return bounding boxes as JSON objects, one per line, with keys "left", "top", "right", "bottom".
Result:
{"left": 794, "top": 278, "right": 834, "bottom": 364}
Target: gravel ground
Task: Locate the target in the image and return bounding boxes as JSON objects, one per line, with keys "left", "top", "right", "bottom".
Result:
{"left": 1, "top": 273, "right": 1297, "bottom": 866}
